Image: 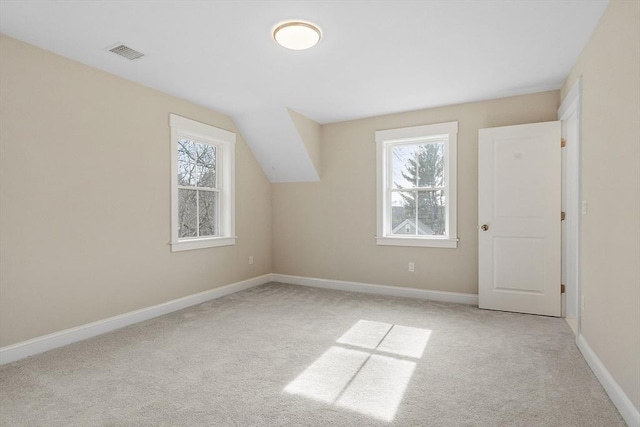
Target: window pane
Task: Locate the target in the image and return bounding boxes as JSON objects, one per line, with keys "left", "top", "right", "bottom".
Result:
{"left": 177, "top": 139, "right": 197, "bottom": 186}
{"left": 197, "top": 143, "right": 216, "bottom": 188}
{"left": 417, "top": 190, "right": 446, "bottom": 235}
{"left": 390, "top": 191, "right": 416, "bottom": 235}
{"left": 417, "top": 143, "right": 445, "bottom": 188}
{"left": 198, "top": 190, "right": 217, "bottom": 236}
{"left": 178, "top": 189, "right": 197, "bottom": 237}
{"left": 391, "top": 145, "right": 418, "bottom": 189}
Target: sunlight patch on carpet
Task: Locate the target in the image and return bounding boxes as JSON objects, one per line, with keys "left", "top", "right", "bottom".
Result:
{"left": 335, "top": 353, "right": 416, "bottom": 421}
{"left": 284, "top": 320, "right": 431, "bottom": 422}
{"left": 377, "top": 325, "right": 431, "bottom": 358}
{"left": 336, "top": 319, "right": 393, "bottom": 349}
{"left": 284, "top": 347, "right": 369, "bottom": 403}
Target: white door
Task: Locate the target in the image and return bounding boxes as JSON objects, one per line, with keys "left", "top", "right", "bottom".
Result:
{"left": 478, "top": 121, "right": 561, "bottom": 316}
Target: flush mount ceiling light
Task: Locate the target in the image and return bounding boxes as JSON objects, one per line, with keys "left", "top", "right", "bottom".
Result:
{"left": 273, "top": 21, "right": 321, "bottom": 50}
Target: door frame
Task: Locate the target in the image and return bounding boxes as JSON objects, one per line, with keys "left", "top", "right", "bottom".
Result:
{"left": 558, "top": 78, "right": 582, "bottom": 337}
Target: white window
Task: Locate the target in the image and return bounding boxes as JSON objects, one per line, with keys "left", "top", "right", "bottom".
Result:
{"left": 375, "top": 121, "right": 458, "bottom": 248}
{"left": 170, "top": 114, "right": 236, "bottom": 251}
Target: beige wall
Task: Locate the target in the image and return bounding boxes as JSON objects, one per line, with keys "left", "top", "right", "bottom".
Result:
{"left": 561, "top": 0, "right": 640, "bottom": 411}
{"left": 0, "top": 35, "right": 272, "bottom": 347}
{"left": 272, "top": 91, "right": 559, "bottom": 294}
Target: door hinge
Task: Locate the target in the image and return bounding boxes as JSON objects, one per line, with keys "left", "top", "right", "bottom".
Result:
{"left": 561, "top": 211, "right": 566, "bottom": 221}
{"left": 561, "top": 284, "right": 566, "bottom": 294}
{"left": 561, "top": 138, "right": 566, "bottom": 147}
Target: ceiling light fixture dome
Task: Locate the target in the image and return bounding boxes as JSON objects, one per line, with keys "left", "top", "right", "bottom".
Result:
{"left": 273, "top": 21, "right": 321, "bottom": 50}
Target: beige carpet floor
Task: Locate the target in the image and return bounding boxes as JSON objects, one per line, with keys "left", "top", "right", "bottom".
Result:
{"left": 0, "top": 282, "right": 626, "bottom": 426}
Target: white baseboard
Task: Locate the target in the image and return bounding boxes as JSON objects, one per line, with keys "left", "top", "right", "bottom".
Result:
{"left": 565, "top": 316, "right": 578, "bottom": 336}
{"left": 272, "top": 273, "right": 479, "bottom": 305}
{"left": 0, "top": 273, "right": 475, "bottom": 365}
{"left": 0, "top": 274, "right": 271, "bottom": 366}
{"left": 3, "top": 273, "right": 636, "bottom": 427}
{"left": 577, "top": 334, "right": 640, "bottom": 427}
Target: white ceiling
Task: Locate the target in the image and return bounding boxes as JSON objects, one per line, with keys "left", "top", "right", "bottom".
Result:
{"left": 0, "top": 0, "right": 608, "bottom": 180}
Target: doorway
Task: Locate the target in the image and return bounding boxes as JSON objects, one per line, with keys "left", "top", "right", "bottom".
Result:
{"left": 558, "top": 79, "right": 582, "bottom": 336}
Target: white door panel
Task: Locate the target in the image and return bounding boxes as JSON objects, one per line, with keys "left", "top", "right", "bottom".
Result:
{"left": 479, "top": 121, "right": 561, "bottom": 316}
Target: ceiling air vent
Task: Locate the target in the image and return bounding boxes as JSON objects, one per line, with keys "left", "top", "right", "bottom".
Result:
{"left": 108, "top": 44, "right": 144, "bottom": 60}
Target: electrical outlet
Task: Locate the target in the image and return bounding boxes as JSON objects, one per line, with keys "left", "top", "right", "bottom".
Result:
{"left": 249, "top": 256, "right": 254, "bottom": 265}
{"left": 408, "top": 262, "right": 415, "bottom": 272}
{"left": 582, "top": 200, "right": 588, "bottom": 215}
{"left": 581, "top": 295, "right": 585, "bottom": 312}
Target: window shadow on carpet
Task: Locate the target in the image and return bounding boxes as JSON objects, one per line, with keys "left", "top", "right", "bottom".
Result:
{"left": 284, "top": 319, "right": 432, "bottom": 422}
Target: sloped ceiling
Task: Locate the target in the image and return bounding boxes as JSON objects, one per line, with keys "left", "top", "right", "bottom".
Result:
{"left": 0, "top": 1, "right": 609, "bottom": 181}
{"left": 235, "top": 108, "right": 321, "bottom": 182}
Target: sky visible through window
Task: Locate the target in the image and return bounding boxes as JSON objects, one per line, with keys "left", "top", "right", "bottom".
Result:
{"left": 177, "top": 138, "right": 217, "bottom": 238}
{"left": 390, "top": 142, "right": 445, "bottom": 235}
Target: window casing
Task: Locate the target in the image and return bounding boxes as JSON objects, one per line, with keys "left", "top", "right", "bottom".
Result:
{"left": 170, "top": 114, "right": 236, "bottom": 251}
{"left": 375, "top": 121, "right": 458, "bottom": 248}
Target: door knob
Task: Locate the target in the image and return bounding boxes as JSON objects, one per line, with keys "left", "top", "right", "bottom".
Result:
{"left": 481, "top": 224, "right": 489, "bottom": 231}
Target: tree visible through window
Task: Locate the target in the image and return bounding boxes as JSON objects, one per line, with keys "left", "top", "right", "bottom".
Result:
{"left": 170, "top": 114, "right": 236, "bottom": 252}
{"left": 376, "top": 121, "right": 458, "bottom": 248}
{"left": 391, "top": 142, "right": 445, "bottom": 236}
{"left": 177, "top": 139, "right": 217, "bottom": 238}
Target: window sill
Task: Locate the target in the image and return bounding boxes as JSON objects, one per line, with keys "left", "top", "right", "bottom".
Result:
{"left": 375, "top": 236, "right": 458, "bottom": 249}
{"left": 171, "top": 236, "right": 237, "bottom": 252}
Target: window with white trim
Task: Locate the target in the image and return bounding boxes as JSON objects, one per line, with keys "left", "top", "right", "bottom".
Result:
{"left": 170, "top": 114, "right": 236, "bottom": 252}
{"left": 375, "top": 121, "right": 458, "bottom": 248}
